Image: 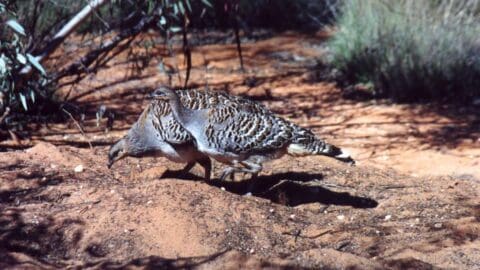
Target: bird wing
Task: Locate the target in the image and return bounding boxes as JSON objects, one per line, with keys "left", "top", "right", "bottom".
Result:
{"left": 205, "top": 105, "right": 294, "bottom": 154}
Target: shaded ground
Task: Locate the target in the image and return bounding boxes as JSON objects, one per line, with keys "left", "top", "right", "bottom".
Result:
{"left": 1, "top": 32, "right": 479, "bottom": 269}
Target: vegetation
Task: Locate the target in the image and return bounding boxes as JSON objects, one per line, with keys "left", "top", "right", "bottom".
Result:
{"left": 328, "top": 0, "right": 480, "bottom": 102}
{"left": 0, "top": 0, "right": 213, "bottom": 132}
{"left": 1, "top": 0, "right": 338, "bottom": 135}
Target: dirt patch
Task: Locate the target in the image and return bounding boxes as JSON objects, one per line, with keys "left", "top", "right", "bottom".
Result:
{"left": 1, "top": 32, "right": 479, "bottom": 269}
{"left": 1, "top": 143, "right": 479, "bottom": 269}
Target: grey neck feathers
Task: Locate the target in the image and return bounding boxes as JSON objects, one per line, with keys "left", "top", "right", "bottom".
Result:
{"left": 125, "top": 123, "right": 152, "bottom": 156}
{"left": 167, "top": 92, "right": 194, "bottom": 128}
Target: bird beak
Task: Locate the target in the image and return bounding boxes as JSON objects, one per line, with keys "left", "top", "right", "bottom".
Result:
{"left": 107, "top": 159, "right": 113, "bottom": 169}
{"left": 149, "top": 91, "right": 162, "bottom": 99}
{"left": 148, "top": 92, "right": 156, "bottom": 98}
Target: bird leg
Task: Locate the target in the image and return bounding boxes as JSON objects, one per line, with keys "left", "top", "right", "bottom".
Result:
{"left": 240, "top": 160, "right": 262, "bottom": 194}
{"left": 197, "top": 157, "right": 212, "bottom": 180}
{"left": 179, "top": 162, "right": 196, "bottom": 175}
{"left": 220, "top": 166, "right": 237, "bottom": 181}
{"left": 239, "top": 160, "right": 262, "bottom": 176}
{"left": 220, "top": 160, "right": 262, "bottom": 180}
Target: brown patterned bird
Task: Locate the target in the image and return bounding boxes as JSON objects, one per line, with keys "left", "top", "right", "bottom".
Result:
{"left": 107, "top": 87, "right": 270, "bottom": 179}
{"left": 150, "top": 86, "right": 355, "bottom": 181}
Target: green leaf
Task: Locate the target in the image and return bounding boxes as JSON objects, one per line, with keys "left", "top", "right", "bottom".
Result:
{"left": 30, "top": 90, "right": 35, "bottom": 103}
{"left": 201, "top": 0, "right": 213, "bottom": 8}
{"left": 16, "top": 53, "right": 27, "bottom": 65}
{"left": 178, "top": 1, "right": 185, "bottom": 14}
{"left": 19, "top": 93, "right": 28, "bottom": 111}
{"left": 0, "top": 57, "right": 6, "bottom": 74}
{"left": 6, "top": 20, "right": 26, "bottom": 36}
{"left": 169, "top": 26, "right": 182, "bottom": 33}
{"left": 159, "top": 16, "right": 167, "bottom": 25}
{"left": 185, "top": 0, "right": 192, "bottom": 12}
{"left": 173, "top": 3, "right": 178, "bottom": 14}
{"left": 26, "top": 54, "right": 46, "bottom": 75}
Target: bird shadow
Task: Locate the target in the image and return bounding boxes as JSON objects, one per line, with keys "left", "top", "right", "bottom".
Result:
{"left": 167, "top": 171, "right": 378, "bottom": 209}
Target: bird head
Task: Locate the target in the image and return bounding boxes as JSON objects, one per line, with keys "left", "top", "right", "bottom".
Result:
{"left": 149, "top": 86, "right": 176, "bottom": 101}
{"left": 107, "top": 138, "right": 128, "bottom": 169}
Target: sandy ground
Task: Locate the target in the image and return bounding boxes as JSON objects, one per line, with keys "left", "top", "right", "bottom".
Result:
{"left": 1, "top": 32, "right": 479, "bottom": 269}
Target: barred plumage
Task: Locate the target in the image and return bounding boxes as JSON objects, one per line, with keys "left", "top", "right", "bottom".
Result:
{"left": 107, "top": 88, "right": 268, "bottom": 179}
{"left": 152, "top": 86, "right": 355, "bottom": 181}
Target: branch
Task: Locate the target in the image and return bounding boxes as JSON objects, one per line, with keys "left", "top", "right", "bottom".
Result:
{"left": 62, "top": 108, "right": 93, "bottom": 150}
{"left": 0, "top": 107, "right": 11, "bottom": 125}
{"left": 20, "top": 0, "right": 110, "bottom": 75}
{"left": 53, "top": 14, "right": 156, "bottom": 82}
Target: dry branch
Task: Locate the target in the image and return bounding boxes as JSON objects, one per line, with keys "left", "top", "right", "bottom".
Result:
{"left": 20, "top": 0, "right": 111, "bottom": 76}
{"left": 54, "top": 14, "right": 156, "bottom": 83}
{"left": 62, "top": 108, "right": 93, "bottom": 150}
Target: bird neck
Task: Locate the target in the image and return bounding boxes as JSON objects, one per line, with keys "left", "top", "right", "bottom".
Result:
{"left": 168, "top": 92, "right": 193, "bottom": 128}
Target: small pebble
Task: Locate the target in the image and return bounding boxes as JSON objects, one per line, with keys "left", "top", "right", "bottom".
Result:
{"left": 434, "top": 223, "right": 443, "bottom": 229}
{"left": 74, "top": 165, "right": 84, "bottom": 173}
{"left": 147, "top": 200, "right": 153, "bottom": 205}
{"left": 289, "top": 214, "right": 296, "bottom": 220}
{"left": 337, "top": 215, "right": 345, "bottom": 221}
{"left": 249, "top": 248, "right": 255, "bottom": 254}
{"left": 220, "top": 187, "right": 226, "bottom": 191}
{"left": 384, "top": 215, "right": 392, "bottom": 221}
{"left": 269, "top": 208, "right": 275, "bottom": 213}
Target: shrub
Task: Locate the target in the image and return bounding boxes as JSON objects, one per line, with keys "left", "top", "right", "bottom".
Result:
{"left": 1, "top": 4, "right": 50, "bottom": 117}
{"left": 328, "top": 0, "right": 480, "bottom": 102}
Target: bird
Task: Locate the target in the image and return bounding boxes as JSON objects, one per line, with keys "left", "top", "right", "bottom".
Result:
{"left": 107, "top": 87, "right": 270, "bottom": 180}
{"left": 151, "top": 86, "right": 355, "bottom": 181}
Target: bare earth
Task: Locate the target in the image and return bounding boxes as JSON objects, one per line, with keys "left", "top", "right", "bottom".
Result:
{"left": 1, "top": 32, "right": 479, "bottom": 269}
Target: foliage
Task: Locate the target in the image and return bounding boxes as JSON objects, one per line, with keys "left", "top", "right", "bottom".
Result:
{"left": 0, "top": 0, "right": 340, "bottom": 135}
{"left": 328, "top": 0, "right": 480, "bottom": 102}
{"left": 1, "top": 4, "right": 49, "bottom": 117}
{"left": 0, "top": 0, "right": 211, "bottom": 129}
{"left": 190, "top": 0, "right": 338, "bottom": 31}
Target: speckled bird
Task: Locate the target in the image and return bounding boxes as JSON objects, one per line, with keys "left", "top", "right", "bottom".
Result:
{"left": 107, "top": 88, "right": 270, "bottom": 179}
{"left": 151, "top": 86, "right": 355, "bottom": 180}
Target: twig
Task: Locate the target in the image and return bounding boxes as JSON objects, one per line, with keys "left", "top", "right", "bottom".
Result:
{"left": 8, "top": 130, "right": 21, "bottom": 145}
{"left": 378, "top": 184, "right": 419, "bottom": 193}
{"left": 0, "top": 107, "right": 11, "bottom": 124}
{"left": 283, "top": 229, "right": 335, "bottom": 240}
{"left": 20, "top": 0, "right": 110, "bottom": 75}
{"left": 62, "top": 108, "right": 93, "bottom": 150}
{"left": 305, "top": 229, "right": 334, "bottom": 239}
{"left": 232, "top": 2, "right": 244, "bottom": 71}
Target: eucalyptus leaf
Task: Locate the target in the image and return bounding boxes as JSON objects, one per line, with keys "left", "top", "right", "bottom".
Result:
{"left": 0, "top": 57, "right": 6, "bottom": 74}
{"left": 30, "top": 90, "right": 35, "bottom": 103}
{"left": 173, "top": 3, "right": 178, "bottom": 15}
{"left": 169, "top": 26, "right": 182, "bottom": 33}
{"left": 6, "top": 20, "right": 26, "bottom": 36}
{"left": 185, "top": 0, "right": 192, "bottom": 12}
{"left": 159, "top": 16, "right": 167, "bottom": 25}
{"left": 178, "top": 1, "right": 185, "bottom": 14}
{"left": 201, "top": 0, "right": 213, "bottom": 8}
{"left": 16, "top": 53, "right": 27, "bottom": 65}
{"left": 26, "top": 54, "right": 46, "bottom": 75}
{"left": 19, "top": 93, "right": 28, "bottom": 111}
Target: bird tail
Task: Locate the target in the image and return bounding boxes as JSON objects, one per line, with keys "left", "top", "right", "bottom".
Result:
{"left": 287, "top": 129, "right": 355, "bottom": 165}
